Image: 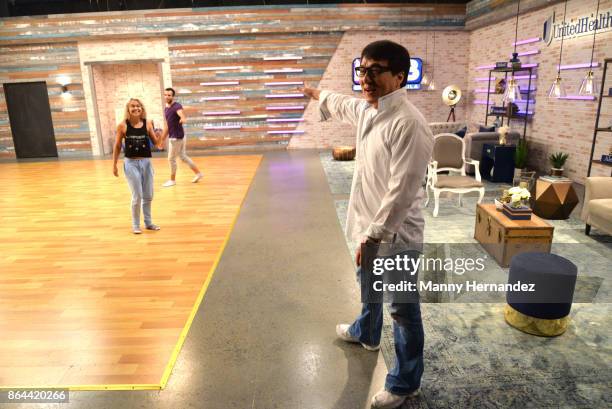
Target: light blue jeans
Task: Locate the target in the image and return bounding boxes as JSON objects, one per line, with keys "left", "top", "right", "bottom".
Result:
{"left": 124, "top": 158, "right": 154, "bottom": 229}
{"left": 349, "top": 264, "right": 424, "bottom": 395}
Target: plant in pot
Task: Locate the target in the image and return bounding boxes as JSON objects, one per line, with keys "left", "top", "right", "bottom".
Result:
{"left": 549, "top": 152, "right": 569, "bottom": 177}
{"left": 513, "top": 139, "right": 528, "bottom": 177}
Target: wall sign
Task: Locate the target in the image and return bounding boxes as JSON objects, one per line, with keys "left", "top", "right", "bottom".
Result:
{"left": 543, "top": 9, "right": 612, "bottom": 46}
{"left": 352, "top": 58, "right": 423, "bottom": 91}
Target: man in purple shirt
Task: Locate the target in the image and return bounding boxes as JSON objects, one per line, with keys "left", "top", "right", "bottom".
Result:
{"left": 161, "top": 87, "right": 202, "bottom": 187}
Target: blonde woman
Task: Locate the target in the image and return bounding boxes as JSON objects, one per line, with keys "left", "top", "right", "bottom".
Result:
{"left": 112, "top": 98, "right": 163, "bottom": 234}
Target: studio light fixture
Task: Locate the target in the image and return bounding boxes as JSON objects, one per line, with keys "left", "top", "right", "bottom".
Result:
{"left": 549, "top": 0, "right": 569, "bottom": 98}
{"left": 421, "top": 32, "right": 430, "bottom": 86}
{"left": 57, "top": 75, "right": 71, "bottom": 96}
{"left": 503, "top": 77, "right": 522, "bottom": 103}
{"left": 427, "top": 31, "right": 436, "bottom": 91}
{"left": 509, "top": 0, "right": 522, "bottom": 70}
{"left": 503, "top": 0, "right": 522, "bottom": 103}
{"left": 579, "top": 0, "right": 600, "bottom": 96}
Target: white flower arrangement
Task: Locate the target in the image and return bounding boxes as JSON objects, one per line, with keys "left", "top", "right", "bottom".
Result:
{"left": 507, "top": 186, "right": 530, "bottom": 208}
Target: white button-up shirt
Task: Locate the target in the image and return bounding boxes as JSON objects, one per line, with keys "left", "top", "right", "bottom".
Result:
{"left": 319, "top": 88, "right": 434, "bottom": 246}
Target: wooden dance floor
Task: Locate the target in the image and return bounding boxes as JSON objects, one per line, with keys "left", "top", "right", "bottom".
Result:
{"left": 0, "top": 155, "right": 261, "bottom": 390}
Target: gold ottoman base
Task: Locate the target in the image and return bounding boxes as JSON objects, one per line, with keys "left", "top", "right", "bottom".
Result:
{"left": 504, "top": 304, "right": 570, "bottom": 337}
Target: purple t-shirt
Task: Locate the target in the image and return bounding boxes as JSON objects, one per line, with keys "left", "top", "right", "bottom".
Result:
{"left": 164, "top": 102, "right": 185, "bottom": 139}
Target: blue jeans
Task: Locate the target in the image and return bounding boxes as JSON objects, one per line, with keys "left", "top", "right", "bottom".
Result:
{"left": 349, "top": 266, "right": 424, "bottom": 395}
{"left": 124, "top": 158, "right": 154, "bottom": 229}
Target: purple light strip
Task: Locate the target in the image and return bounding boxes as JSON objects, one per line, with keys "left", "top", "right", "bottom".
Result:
{"left": 267, "top": 130, "right": 305, "bottom": 134}
{"left": 558, "top": 95, "right": 597, "bottom": 100}
{"left": 512, "top": 49, "right": 540, "bottom": 57}
{"left": 473, "top": 88, "right": 536, "bottom": 93}
{"left": 557, "top": 62, "right": 599, "bottom": 70}
{"left": 263, "top": 56, "right": 303, "bottom": 61}
{"left": 204, "top": 125, "right": 242, "bottom": 130}
{"left": 200, "top": 81, "right": 240, "bottom": 86}
{"left": 264, "top": 68, "right": 304, "bottom": 74}
{"left": 512, "top": 37, "right": 540, "bottom": 46}
{"left": 265, "top": 81, "right": 304, "bottom": 86}
{"left": 201, "top": 96, "right": 240, "bottom": 101}
{"left": 473, "top": 100, "right": 535, "bottom": 105}
{"left": 266, "top": 118, "right": 304, "bottom": 123}
{"left": 199, "top": 66, "right": 242, "bottom": 71}
{"left": 266, "top": 105, "right": 305, "bottom": 111}
{"left": 476, "top": 63, "right": 539, "bottom": 70}
{"left": 476, "top": 75, "right": 536, "bottom": 81}
{"left": 476, "top": 64, "right": 496, "bottom": 70}
{"left": 202, "top": 110, "right": 241, "bottom": 116}
{"left": 265, "top": 93, "right": 304, "bottom": 99}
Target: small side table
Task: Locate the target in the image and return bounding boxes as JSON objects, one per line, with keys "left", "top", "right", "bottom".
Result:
{"left": 480, "top": 144, "right": 516, "bottom": 183}
{"left": 533, "top": 176, "right": 579, "bottom": 220}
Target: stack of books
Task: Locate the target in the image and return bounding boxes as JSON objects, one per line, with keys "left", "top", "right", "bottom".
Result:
{"left": 540, "top": 175, "right": 571, "bottom": 183}
{"left": 502, "top": 203, "right": 532, "bottom": 220}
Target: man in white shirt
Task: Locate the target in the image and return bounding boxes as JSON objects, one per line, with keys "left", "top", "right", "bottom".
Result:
{"left": 301, "top": 40, "right": 433, "bottom": 409}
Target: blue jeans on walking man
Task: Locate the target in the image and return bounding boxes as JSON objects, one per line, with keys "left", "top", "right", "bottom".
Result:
{"left": 348, "top": 262, "right": 424, "bottom": 395}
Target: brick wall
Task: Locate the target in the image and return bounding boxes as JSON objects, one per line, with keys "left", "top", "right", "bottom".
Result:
{"left": 291, "top": 30, "right": 471, "bottom": 149}
{"left": 467, "top": 0, "right": 612, "bottom": 182}
{"left": 92, "top": 62, "right": 164, "bottom": 155}
{"left": 77, "top": 37, "right": 171, "bottom": 155}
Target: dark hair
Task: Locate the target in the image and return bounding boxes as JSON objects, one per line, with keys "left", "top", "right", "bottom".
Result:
{"left": 361, "top": 40, "right": 411, "bottom": 87}
{"left": 165, "top": 87, "right": 176, "bottom": 96}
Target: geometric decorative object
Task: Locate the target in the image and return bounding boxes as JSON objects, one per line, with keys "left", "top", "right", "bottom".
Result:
{"left": 332, "top": 146, "right": 356, "bottom": 161}
{"left": 533, "top": 177, "right": 579, "bottom": 219}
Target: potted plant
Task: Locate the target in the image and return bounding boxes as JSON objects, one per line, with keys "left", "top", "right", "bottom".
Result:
{"left": 513, "top": 138, "right": 528, "bottom": 179}
{"left": 549, "top": 152, "right": 569, "bottom": 177}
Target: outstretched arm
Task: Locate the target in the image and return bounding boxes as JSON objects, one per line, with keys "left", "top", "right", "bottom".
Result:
{"left": 300, "top": 84, "right": 363, "bottom": 125}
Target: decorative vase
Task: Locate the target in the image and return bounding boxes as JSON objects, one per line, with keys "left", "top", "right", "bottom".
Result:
{"left": 498, "top": 133, "right": 507, "bottom": 145}
{"left": 551, "top": 168, "right": 564, "bottom": 177}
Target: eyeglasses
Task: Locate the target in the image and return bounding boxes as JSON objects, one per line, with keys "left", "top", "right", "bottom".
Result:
{"left": 354, "top": 65, "right": 392, "bottom": 78}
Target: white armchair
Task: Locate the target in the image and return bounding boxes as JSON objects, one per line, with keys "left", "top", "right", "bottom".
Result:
{"left": 425, "top": 133, "right": 485, "bottom": 217}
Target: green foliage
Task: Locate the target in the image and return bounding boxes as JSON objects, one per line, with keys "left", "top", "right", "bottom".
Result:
{"left": 549, "top": 152, "right": 569, "bottom": 168}
{"left": 514, "top": 139, "right": 528, "bottom": 169}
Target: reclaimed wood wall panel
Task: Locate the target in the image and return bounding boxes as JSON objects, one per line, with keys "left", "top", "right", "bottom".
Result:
{"left": 168, "top": 32, "right": 341, "bottom": 150}
{"left": 0, "top": 5, "right": 466, "bottom": 45}
{"left": 0, "top": 4, "right": 466, "bottom": 155}
{"left": 0, "top": 42, "right": 90, "bottom": 157}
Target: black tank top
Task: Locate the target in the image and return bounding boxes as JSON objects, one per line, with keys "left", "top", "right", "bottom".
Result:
{"left": 124, "top": 118, "right": 152, "bottom": 158}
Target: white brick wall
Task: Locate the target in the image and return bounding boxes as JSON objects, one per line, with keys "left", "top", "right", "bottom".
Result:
{"left": 78, "top": 37, "right": 171, "bottom": 156}
{"left": 291, "top": 30, "right": 471, "bottom": 149}
{"left": 467, "top": 0, "right": 612, "bottom": 182}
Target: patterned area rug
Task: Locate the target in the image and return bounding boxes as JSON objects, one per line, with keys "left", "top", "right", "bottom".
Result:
{"left": 320, "top": 153, "right": 612, "bottom": 409}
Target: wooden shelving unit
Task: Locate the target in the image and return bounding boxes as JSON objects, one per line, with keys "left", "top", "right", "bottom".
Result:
{"left": 587, "top": 58, "right": 612, "bottom": 177}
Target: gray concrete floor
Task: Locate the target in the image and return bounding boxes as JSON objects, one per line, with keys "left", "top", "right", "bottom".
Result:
{"left": 11, "top": 150, "right": 389, "bottom": 409}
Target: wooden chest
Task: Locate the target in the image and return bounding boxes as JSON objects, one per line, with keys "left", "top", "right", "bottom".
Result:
{"left": 474, "top": 204, "right": 554, "bottom": 267}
